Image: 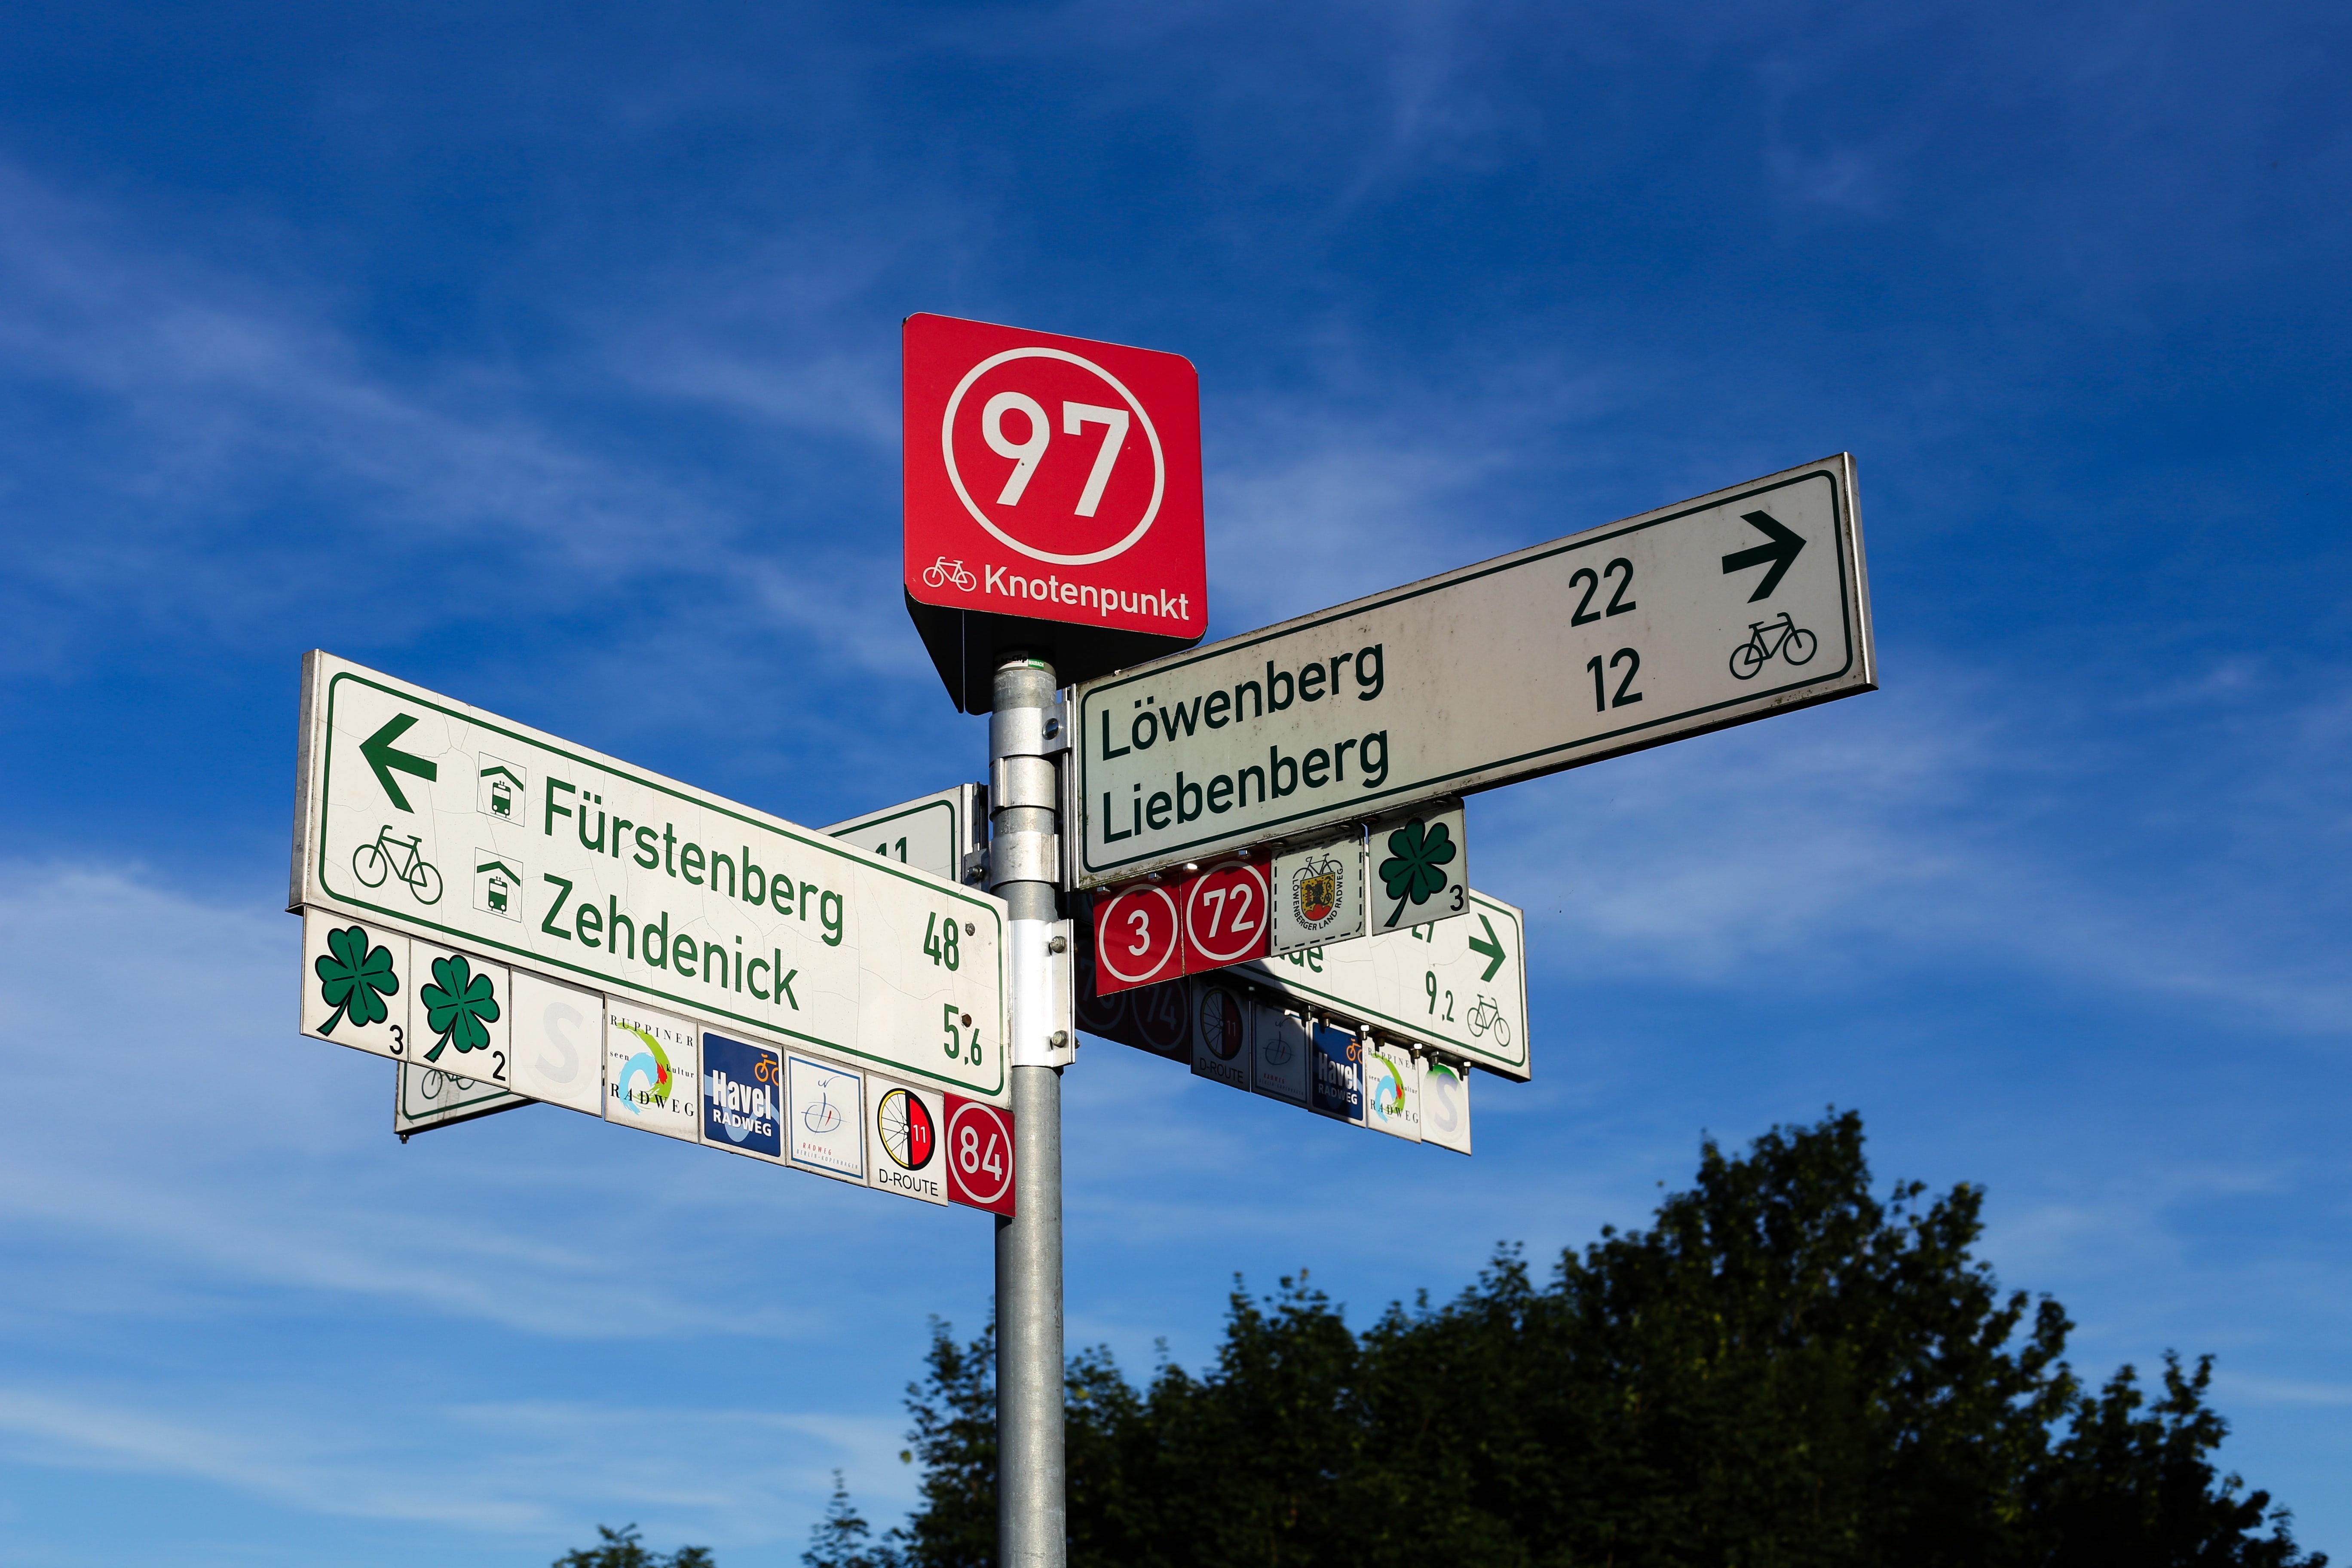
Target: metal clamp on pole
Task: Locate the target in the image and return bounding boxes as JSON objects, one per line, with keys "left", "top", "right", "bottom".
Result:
{"left": 1009, "top": 918, "right": 1076, "bottom": 1067}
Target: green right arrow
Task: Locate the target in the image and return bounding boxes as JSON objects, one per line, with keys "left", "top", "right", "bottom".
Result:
{"left": 359, "top": 714, "right": 438, "bottom": 812}
{"left": 1466, "top": 913, "right": 1507, "bottom": 982}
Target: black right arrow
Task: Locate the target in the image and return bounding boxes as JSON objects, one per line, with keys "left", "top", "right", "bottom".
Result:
{"left": 1721, "top": 510, "right": 1807, "bottom": 602}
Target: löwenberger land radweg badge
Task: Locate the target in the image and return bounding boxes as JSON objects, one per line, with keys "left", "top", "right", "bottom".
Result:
{"left": 1271, "top": 837, "right": 1364, "bottom": 956}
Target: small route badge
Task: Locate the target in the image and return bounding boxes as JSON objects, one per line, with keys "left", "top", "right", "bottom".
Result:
{"left": 1270, "top": 833, "right": 1365, "bottom": 956}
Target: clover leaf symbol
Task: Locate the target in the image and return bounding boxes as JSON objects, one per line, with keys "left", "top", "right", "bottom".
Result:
{"left": 420, "top": 953, "right": 499, "bottom": 1061}
{"left": 315, "top": 924, "right": 398, "bottom": 1035}
{"left": 1378, "top": 816, "right": 1457, "bottom": 926}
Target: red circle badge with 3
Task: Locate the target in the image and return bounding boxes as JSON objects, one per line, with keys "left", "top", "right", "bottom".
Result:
{"left": 1092, "top": 885, "right": 1181, "bottom": 995}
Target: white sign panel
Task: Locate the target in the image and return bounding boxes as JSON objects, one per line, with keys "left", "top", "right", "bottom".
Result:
{"left": 394, "top": 1061, "right": 530, "bottom": 1137}
{"left": 824, "top": 784, "right": 984, "bottom": 884}
{"left": 1238, "top": 889, "right": 1528, "bottom": 1080}
{"left": 787, "top": 1054, "right": 866, "bottom": 1182}
{"left": 605, "top": 1000, "right": 702, "bottom": 1141}
{"left": 508, "top": 968, "right": 604, "bottom": 1115}
{"left": 291, "top": 652, "right": 1009, "bottom": 1105}
{"left": 1363, "top": 1041, "right": 1421, "bottom": 1141}
{"left": 1420, "top": 1060, "right": 1472, "bottom": 1155}
{"left": 1189, "top": 975, "right": 1253, "bottom": 1093}
{"left": 300, "top": 908, "right": 412, "bottom": 1062}
{"left": 867, "top": 1078, "right": 949, "bottom": 1205}
{"left": 1251, "top": 1005, "right": 1310, "bottom": 1105}
{"left": 1268, "top": 833, "right": 1364, "bottom": 957}
{"left": 1367, "top": 800, "right": 1465, "bottom": 936}
{"left": 409, "top": 941, "right": 512, "bottom": 1088}
{"left": 1074, "top": 456, "right": 1873, "bottom": 885}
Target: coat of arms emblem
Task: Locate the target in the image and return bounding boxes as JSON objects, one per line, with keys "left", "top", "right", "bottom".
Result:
{"left": 1291, "top": 851, "right": 1344, "bottom": 931}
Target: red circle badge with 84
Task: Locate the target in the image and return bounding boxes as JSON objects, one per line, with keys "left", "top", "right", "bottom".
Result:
{"left": 904, "top": 314, "right": 1205, "bottom": 639}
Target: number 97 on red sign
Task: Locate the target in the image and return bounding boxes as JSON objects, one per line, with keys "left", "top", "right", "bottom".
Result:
{"left": 1088, "top": 860, "right": 1270, "bottom": 998}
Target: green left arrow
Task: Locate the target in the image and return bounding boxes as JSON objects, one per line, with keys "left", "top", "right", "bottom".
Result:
{"left": 360, "top": 714, "right": 438, "bottom": 812}
{"left": 1466, "top": 913, "right": 1507, "bottom": 982}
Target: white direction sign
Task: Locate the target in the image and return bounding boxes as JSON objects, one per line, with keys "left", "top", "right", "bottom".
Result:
{"left": 1236, "top": 888, "right": 1528, "bottom": 1080}
{"left": 825, "top": 785, "right": 984, "bottom": 885}
{"left": 291, "top": 652, "right": 1011, "bottom": 1105}
{"left": 394, "top": 1061, "right": 530, "bottom": 1138}
{"left": 1073, "top": 455, "right": 1873, "bottom": 885}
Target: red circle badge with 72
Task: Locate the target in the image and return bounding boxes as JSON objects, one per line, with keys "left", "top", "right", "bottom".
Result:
{"left": 904, "top": 313, "right": 1206, "bottom": 641}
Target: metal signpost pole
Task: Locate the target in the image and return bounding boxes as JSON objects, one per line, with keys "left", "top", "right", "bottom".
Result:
{"left": 990, "top": 652, "right": 1067, "bottom": 1568}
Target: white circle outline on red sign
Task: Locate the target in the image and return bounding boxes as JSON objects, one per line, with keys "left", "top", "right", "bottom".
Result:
{"left": 947, "top": 1100, "right": 1014, "bottom": 1207}
{"left": 940, "top": 346, "right": 1167, "bottom": 566}
{"left": 1096, "top": 886, "right": 1182, "bottom": 985}
{"left": 1183, "top": 863, "right": 1270, "bottom": 964}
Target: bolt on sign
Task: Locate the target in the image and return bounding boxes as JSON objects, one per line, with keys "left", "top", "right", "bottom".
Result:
{"left": 1072, "top": 455, "right": 1875, "bottom": 886}
{"left": 290, "top": 651, "right": 1011, "bottom": 1107}
{"left": 902, "top": 313, "right": 1208, "bottom": 712}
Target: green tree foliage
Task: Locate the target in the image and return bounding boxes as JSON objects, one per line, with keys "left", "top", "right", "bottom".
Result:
{"left": 805, "top": 1469, "right": 903, "bottom": 1568}
{"left": 882, "top": 1110, "right": 2321, "bottom": 1568}
{"left": 552, "top": 1522, "right": 714, "bottom": 1568}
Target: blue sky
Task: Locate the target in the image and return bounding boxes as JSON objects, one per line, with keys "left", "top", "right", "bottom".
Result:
{"left": 1, "top": 1, "right": 2347, "bottom": 1562}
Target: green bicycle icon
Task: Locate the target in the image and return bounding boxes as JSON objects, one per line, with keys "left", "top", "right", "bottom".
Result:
{"left": 353, "top": 824, "right": 444, "bottom": 905}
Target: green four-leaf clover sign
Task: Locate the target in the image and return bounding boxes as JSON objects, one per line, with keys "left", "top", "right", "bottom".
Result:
{"left": 1378, "top": 816, "right": 1457, "bottom": 927}
{"left": 315, "top": 924, "right": 399, "bottom": 1035}
{"left": 420, "top": 953, "right": 500, "bottom": 1061}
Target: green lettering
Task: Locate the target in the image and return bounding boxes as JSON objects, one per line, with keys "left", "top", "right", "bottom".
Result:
{"left": 540, "top": 874, "right": 574, "bottom": 939}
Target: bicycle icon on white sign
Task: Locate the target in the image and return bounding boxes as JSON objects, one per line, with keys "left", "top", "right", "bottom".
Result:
{"left": 922, "top": 556, "right": 978, "bottom": 591}
{"left": 1728, "top": 611, "right": 1819, "bottom": 680}
{"left": 1467, "top": 994, "right": 1511, "bottom": 1047}
{"left": 353, "top": 825, "right": 444, "bottom": 905}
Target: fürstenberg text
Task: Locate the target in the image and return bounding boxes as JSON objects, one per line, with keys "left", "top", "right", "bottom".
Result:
{"left": 539, "top": 778, "right": 846, "bottom": 1013}
{"left": 1096, "top": 643, "right": 1387, "bottom": 846}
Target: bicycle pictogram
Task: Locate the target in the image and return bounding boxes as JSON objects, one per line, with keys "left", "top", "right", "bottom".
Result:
{"left": 1728, "top": 610, "right": 1819, "bottom": 680}
{"left": 877, "top": 1088, "right": 937, "bottom": 1171}
{"left": 353, "top": 824, "right": 444, "bottom": 904}
{"left": 1467, "top": 994, "right": 1511, "bottom": 1047}
{"left": 922, "top": 555, "right": 978, "bottom": 591}
{"left": 802, "top": 1083, "right": 845, "bottom": 1135}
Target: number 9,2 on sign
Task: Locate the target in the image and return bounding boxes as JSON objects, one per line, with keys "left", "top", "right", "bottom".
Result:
{"left": 942, "top": 1096, "right": 1016, "bottom": 1215}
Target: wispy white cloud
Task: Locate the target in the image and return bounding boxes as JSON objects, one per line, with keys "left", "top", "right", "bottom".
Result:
{"left": 0, "top": 1385, "right": 911, "bottom": 1538}
{"left": 1482, "top": 660, "right": 2352, "bottom": 1036}
{"left": 0, "top": 160, "right": 903, "bottom": 677}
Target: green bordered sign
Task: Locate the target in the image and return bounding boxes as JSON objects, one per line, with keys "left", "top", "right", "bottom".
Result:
{"left": 1237, "top": 889, "right": 1528, "bottom": 1080}
{"left": 395, "top": 1060, "right": 530, "bottom": 1137}
{"left": 824, "top": 784, "right": 985, "bottom": 885}
{"left": 291, "top": 652, "right": 1011, "bottom": 1106}
{"left": 1073, "top": 455, "right": 1874, "bottom": 886}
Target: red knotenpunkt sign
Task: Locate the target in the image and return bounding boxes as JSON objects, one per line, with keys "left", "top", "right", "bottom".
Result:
{"left": 903, "top": 312, "right": 1207, "bottom": 710}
